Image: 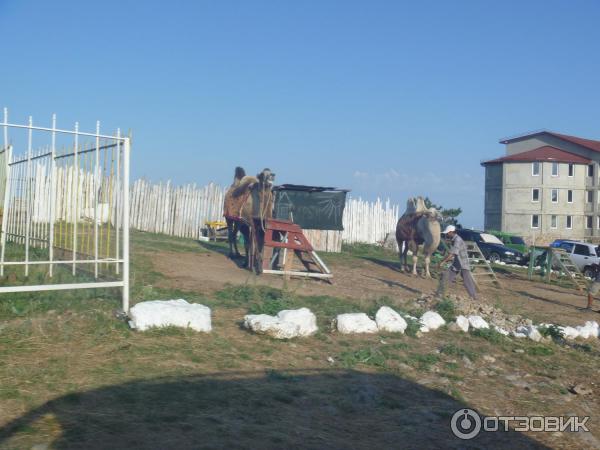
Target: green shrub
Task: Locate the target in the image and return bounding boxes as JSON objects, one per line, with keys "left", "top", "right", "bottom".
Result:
{"left": 435, "top": 298, "right": 456, "bottom": 322}
{"left": 471, "top": 328, "right": 505, "bottom": 344}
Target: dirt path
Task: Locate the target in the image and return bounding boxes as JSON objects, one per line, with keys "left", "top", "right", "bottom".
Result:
{"left": 150, "top": 247, "right": 599, "bottom": 327}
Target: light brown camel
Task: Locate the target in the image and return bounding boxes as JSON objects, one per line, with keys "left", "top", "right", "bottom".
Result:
{"left": 223, "top": 168, "right": 276, "bottom": 273}
{"left": 395, "top": 196, "right": 441, "bottom": 277}
{"left": 223, "top": 167, "right": 246, "bottom": 258}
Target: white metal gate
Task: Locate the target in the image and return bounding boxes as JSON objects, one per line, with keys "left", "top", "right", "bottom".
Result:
{"left": 0, "top": 108, "right": 130, "bottom": 312}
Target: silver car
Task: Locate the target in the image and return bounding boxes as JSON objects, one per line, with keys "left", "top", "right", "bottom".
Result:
{"left": 554, "top": 240, "right": 600, "bottom": 277}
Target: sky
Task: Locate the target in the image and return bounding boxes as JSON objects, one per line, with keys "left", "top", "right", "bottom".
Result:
{"left": 1, "top": 0, "right": 600, "bottom": 228}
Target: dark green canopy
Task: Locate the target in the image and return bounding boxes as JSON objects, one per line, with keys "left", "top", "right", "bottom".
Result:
{"left": 273, "top": 185, "right": 349, "bottom": 231}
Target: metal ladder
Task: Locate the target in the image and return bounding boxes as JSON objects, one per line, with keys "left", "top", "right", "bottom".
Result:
{"left": 549, "top": 248, "right": 588, "bottom": 291}
{"left": 464, "top": 241, "right": 501, "bottom": 287}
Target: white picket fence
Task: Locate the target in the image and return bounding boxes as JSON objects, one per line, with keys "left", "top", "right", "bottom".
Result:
{"left": 342, "top": 197, "right": 400, "bottom": 245}
{"left": 128, "top": 179, "right": 401, "bottom": 251}
{"left": 130, "top": 179, "right": 224, "bottom": 238}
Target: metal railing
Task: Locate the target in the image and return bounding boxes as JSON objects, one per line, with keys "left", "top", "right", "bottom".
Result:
{"left": 0, "top": 108, "right": 130, "bottom": 312}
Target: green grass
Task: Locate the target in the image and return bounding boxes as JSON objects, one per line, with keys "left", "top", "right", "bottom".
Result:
{"left": 526, "top": 345, "right": 554, "bottom": 356}
{"left": 439, "top": 343, "right": 478, "bottom": 360}
{"left": 404, "top": 316, "right": 421, "bottom": 337}
{"left": 434, "top": 298, "right": 456, "bottom": 322}
{"left": 339, "top": 347, "right": 388, "bottom": 369}
{"left": 471, "top": 328, "right": 506, "bottom": 345}
{"left": 404, "top": 353, "right": 440, "bottom": 371}
{"left": 131, "top": 230, "right": 209, "bottom": 254}
{"left": 538, "top": 324, "right": 564, "bottom": 340}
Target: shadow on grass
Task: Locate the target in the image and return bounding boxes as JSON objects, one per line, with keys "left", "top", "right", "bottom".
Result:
{"left": 0, "top": 369, "right": 549, "bottom": 450}
{"left": 198, "top": 241, "right": 251, "bottom": 269}
{"left": 360, "top": 256, "right": 403, "bottom": 272}
{"left": 362, "top": 274, "right": 423, "bottom": 295}
{"left": 512, "top": 290, "right": 586, "bottom": 312}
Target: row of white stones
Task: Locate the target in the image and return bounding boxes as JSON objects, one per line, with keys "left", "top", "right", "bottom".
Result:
{"left": 129, "top": 299, "right": 600, "bottom": 343}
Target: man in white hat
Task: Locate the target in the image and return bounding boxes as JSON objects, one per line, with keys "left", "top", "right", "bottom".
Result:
{"left": 436, "top": 225, "right": 478, "bottom": 299}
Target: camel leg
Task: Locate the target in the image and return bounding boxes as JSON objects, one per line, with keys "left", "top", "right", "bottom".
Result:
{"left": 226, "top": 218, "right": 242, "bottom": 259}
{"left": 410, "top": 242, "right": 419, "bottom": 276}
{"left": 232, "top": 222, "right": 242, "bottom": 257}
{"left": 403, "top": 245, "right": 411, "bottom": 273}
{"left": 240, "top": 226, "right": 250, "bottom": 268}
{"left": 254, "top": 221, "right": 265, "bottom": 275}
{"left": 424, "top": 254, "right": 432, "bottom": 278}
{"left": 397, "top": 240, "right": 405, "bottom": 272}
{"left": 226, "top": 219, "right": 235, "bottom": 258}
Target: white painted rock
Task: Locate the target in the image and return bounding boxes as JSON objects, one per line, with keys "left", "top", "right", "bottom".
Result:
{"left": 576, "top": 323, "right": 597, "bottom": 340}
{"left": 420, "top": 311, "right": 446, "bottom": 332}
{"left": 455, "top": 315, "right": 469, "bottom": 332}
{"left": 560, "top": 326, "right": 579, "bottom": 340}
{"left": 493, "top": 325, "right": 509, "bottom": 336}
{"left": 584, "top": 321, "right": 600, "bottom": 337}
{"left": 513, "top": 325, "right": 541, "bottom": 342}
{"left": 468, "top": 315, "right": 489, "bottom": 330}
{"left": 277, "top": 308, "right": 318, "bottom": 337}
{"left": 244, "top": 314, "right": 300, "bottom": 339}
{"left": 375, "top": 307, "right": 407, "bottom": 333}
{"left": 129, "top": 299, "right": 212, "bottom": 332}
{"left": 336, "top": 313, "right": 378, "bottom": 334}
{"left": 527, "top": 326, "right": 542, "bottom": 342}
{"left": 512, "top": 329, "right": 527, "bottom": 338}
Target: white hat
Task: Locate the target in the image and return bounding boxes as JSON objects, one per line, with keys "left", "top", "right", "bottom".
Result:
{"left": 443, "top": 225, "right": 456, "bottom": 234}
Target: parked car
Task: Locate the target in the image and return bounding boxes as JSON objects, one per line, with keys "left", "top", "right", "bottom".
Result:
{"left": 487, "top": 230, "right": 543, "bottom": 265}
{"left": 487, "top": 230, "right": 527, "bottom": 253}
{"left": 549, "top": 240, "right": 600, "bottom": 277}
{"left": 455, "top": 229, "right": 526, "bottom": 265}
{"left": 550, "top": 239, "right": 582, "bottom": 249}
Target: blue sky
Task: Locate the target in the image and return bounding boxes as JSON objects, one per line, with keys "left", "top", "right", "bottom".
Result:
{"left": 1, "top": 0, "right": 600, "bottom": 228}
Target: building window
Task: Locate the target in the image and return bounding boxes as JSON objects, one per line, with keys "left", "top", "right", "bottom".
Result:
{"left": 566, "top": 215, "right": 573, "bottom": 229}
{"left": 587, "top": 216, "right": 593, "bottom": 229}
{"left": 551, "top": 162, "right": 559, "bottom": 177}
{"left": 551, "top": 215, "right": 557, "bottom": 229}
{"left": 531, "top": 215, "right": 539, "bottom": 229}
{"left": 567, "top": 190, "right": 573, "bottom": 203}
{"left": 597, "top": 216, "right": 600, "bottom": 229}
{"left": 532, "top": 162, "right": 540, "bottom": 176}
{"left": 551, "top": 189, "right": 558, "bottom": 203}
{"left": 589, "top": 164, "right": 594, "bottom": 177}
{"left": 568, "top": 163, "right": 574, "bottom": 177}
{"left": 532, "top": 188, "right": 539, "bottom": 202}
{"left": 588, "top": 190, "right": 594, "bottom": 203}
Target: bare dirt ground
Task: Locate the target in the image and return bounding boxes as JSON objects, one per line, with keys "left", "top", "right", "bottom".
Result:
{"left": 151, "top": 244, "right": 598, "bottom": 327}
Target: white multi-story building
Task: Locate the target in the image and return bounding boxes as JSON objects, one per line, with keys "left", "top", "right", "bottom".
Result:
{"left": 482, "top": 131, "right": 600, "bottom": 243}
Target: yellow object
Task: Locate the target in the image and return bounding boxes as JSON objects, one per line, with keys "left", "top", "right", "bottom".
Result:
{"left": 205, "top": 221, "right": 226, "bottom": 228}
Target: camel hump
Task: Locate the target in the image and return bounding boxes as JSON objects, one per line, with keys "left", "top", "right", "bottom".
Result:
{"left": 232, "top": 176, "right": 258, "bottom": 197}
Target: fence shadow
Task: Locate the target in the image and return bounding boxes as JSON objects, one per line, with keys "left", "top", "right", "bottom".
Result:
{"left": 512, "top": 290, "right": 585, "bottom": 312}
{"left": 362, "top": 274, "right": 423, "bottom": 295}
{"left": 360, "top": 256, "right": 403, "bottom": 272}
{"left": 0, "top": 369, "right": 550, "bottom": 449}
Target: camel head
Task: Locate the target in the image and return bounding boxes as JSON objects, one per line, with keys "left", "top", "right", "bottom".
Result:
{"left": 257, "top": 168, "right": 276, "bottom": 187}
{"left": 405, "top": 197, "right": 418, "bottom": 214}
{"left": 405, "top": 196, "right": 427, "bottom": 215}
{"left": 234, "top": 166, "right": 246, "bottom": 181}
